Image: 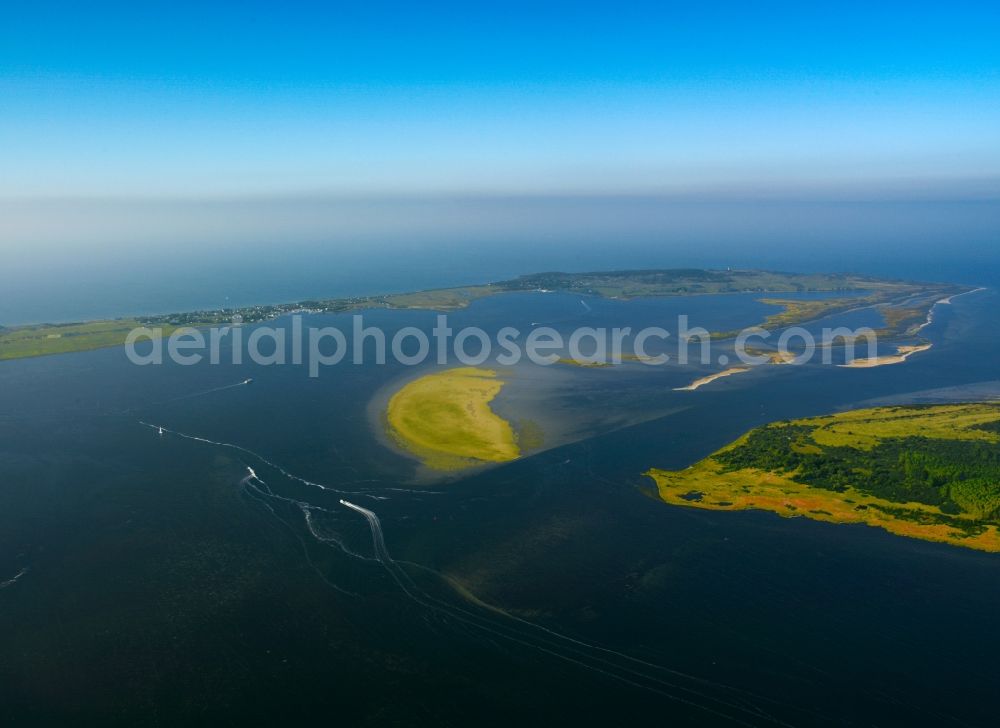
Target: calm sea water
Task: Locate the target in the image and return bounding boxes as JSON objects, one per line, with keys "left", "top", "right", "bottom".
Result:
{"left": 1, "top": 269, "right": 999, "bottom": 724}
{"left": 3, "top": 198, "right": 998, "bottom": 325}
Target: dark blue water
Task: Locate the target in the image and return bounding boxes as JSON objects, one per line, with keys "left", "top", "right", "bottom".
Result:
{"left": 1, "top": 262, "right": 999, "bottom": 724}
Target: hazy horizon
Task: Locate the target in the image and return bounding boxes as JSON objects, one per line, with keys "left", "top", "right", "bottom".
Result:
{"left": 3, "top": 2, "right": 998, "bottom": 321}
{"left": 2, "top": 194, "right": 997, "bottom": 325}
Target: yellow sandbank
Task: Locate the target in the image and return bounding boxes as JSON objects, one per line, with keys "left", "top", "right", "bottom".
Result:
{"left": 840, "top": 343, "right": 931, "bottom": 368}
{"left": 386, "top": 367, "right": 520, "bottom": 471}
{"left": 674, "top": 366, "right": 752, "bottom": 391}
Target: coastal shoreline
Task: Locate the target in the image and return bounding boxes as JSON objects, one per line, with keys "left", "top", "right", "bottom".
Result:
{"left": 914, "top": 286, "right": 987, "bottom": 334}
{"left": 674, "top": 366, "right": 752, "bottom": 391}
{"left": 839, "top": 343, "right": 932, "bottom": 368}
{"left": 1, "top": 270, "right": 981, "bottom": 363}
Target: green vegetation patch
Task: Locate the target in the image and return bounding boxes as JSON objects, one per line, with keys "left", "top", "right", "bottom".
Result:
{"left": 647, "top": 404, "right": 1000, "bottom": 551}
{"left": 555, "top": 357, "right": 613, "bottom": 368}
{"left": 382, "top": 285, "right": 497, "bottom": 310}
{"left": 1, "top": 269, "right": 972, "bottom": 362}
{"left": 385, "top": 367, "right": 521, "bottom": 471}
{"left": 0, "top": 319, "right": 153, "bottom": 360}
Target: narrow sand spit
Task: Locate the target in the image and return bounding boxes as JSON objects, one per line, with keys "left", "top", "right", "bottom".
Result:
{"left": 840, "top": 343, "right": 931, "bottom": 368}
{"left": 674, "top": 366, "right": 752, "bottom": 391}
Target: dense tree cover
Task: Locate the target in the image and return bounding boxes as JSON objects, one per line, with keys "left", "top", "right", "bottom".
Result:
{"left": 716, "top": 425, "right": 1000, "bottom": 520}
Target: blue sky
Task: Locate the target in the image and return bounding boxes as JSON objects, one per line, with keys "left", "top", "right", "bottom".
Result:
{"left": 2, "top": 1, "right": 999, "bottom": 197}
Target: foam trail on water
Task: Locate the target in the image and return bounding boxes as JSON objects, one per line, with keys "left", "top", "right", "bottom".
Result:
{"left": 239, "top": 476, "right": 360, "bottom": 597}
{"left": 302, "top": 508, "right": 378, "bottom": 562}
{"left": 141, "top": 421, "right": 381, "bottom": 496}
{"left": 138, "top": 422, "right": 789, "bottom": 722}
{"left": 241, "top": 467, "right": 377, "bottom": 565}
{"left": 121, "top": 378, "right": 254, "bottom": 415}
{"left": 0, "top": 567, "right": 29, "bottom": 590}
{"left": 160, "top": 378, "right": 254, "bottom": 403}
{"left": 337, "top": 500, "right": 791, "bottom": 726}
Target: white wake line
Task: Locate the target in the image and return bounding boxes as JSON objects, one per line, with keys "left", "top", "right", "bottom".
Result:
{"left": 141, "top": 421, "right": 790, "bottom": 721}
{"left": 156, "top": 378, "right": 253, "bottom": 404}
{"left": 212, "top": 449, "right": 793, "bottom": 722}
{"left": 120, "top": 379, "right": 254, "bottom": 415}
{"left": 243, "top": 471, "right": 378, "bottom": 566}
{"left": 240, "top": 473, "right": 362, "bottom": 596}
{"left": 338, "top": 499, "right": 792, "bottom": 726}
{"left": 0, "top": 567, "right": 29, "bottom": 589}
{"left": 575, "top": 451, "right": 971, "bottom": 728}
{"left": 139, "top": 421, "right": 442, "bottom": 498}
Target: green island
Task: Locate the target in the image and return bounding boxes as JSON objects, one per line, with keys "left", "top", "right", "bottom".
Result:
{"left": 0, "top": 318, "right": 159, "bottom": 361}
{"left": 0, "top": 269, "right": 971, "bottom": 361}
{"left": 646, "top": 404, "right": 1000, "bottom": 551}
{"left": 710, "top": 284, "right": 960, "bottom": 341}
{"left": 385, "top": 367, "right": 521, "bottom": 471}
{"left": 555, "top": 357, "right": 613, "bottom": 368}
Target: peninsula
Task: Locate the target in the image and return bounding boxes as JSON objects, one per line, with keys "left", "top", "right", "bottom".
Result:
{"left": 646, "top": 404, "right": 1000, "bottom": 552}
{"left": 0, "top": 269, "right": 973, "bottom": 361}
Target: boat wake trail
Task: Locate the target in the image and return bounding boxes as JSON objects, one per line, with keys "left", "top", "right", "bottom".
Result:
{"left": 160, "top": 378, "right": 254, "bottom": 404}
{"left": 0, "top": 567, "right": 29, "bottom": 590}
{"left": 139, "top": 421, "right": 433, "bottom": 498}
{"left": 123, "top": 378, "right": 254, "bottom": 414}
{"left": 240, "top": 468, "right": 361, "bottom": 596}
{"left": 337, "top": 499, "right": 793, "bottom": 726}
{"left": 140, "top": 420, "right": 794, "bottom": 723}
